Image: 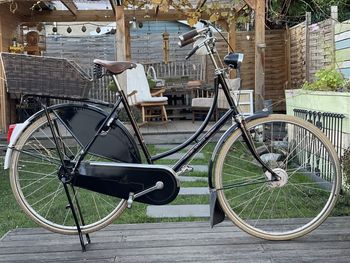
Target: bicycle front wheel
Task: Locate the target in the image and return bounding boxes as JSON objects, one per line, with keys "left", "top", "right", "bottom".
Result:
{"left": 215, "top": 114, "right": 341, "bottom": 240}
{"left": 9, "top": 112, "right": 127, "bottom": 235}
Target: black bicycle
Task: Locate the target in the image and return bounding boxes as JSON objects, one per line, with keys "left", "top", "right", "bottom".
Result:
{"left": 5, "top": 21, "right": 341, "bottom": 251}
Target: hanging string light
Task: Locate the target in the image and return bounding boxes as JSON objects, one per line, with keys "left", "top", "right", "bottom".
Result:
{"left": 81, "top": 25, "right": 86, "bottom": 32}
{"left": 130, "top": 17, "right": 137, "bottom": 29}
{"left": 52, "top": 22, "right": 58, "bottom": 34}
{"left": 96, "top": 27, "right": 101, "bottom": 33}
{"left": 67, "top": 26, "right": 72, "bottom": 33}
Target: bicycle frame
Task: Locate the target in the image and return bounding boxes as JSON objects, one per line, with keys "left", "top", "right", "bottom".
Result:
{"left": 66, "top": 40, "right": 278, "bottom": 182}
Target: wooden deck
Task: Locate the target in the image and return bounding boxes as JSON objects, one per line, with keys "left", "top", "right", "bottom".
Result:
{"left": 1, "top": 217, "right": 350, "bottom": 262}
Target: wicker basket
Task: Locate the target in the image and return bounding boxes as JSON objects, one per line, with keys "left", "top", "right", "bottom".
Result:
{"left": 0, "top": 52, "right": 92, "bottom": 99}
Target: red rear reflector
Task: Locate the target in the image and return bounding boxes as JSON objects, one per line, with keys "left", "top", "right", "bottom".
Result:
{"left": 7, "top": 124, "right": 16, "bottom": 143}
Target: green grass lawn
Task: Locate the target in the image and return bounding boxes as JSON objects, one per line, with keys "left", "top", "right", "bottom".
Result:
{"left": 1, "top": 141, "right": 350, "bottom": 239}
{"left": 0, "top": 143, "right": 213, "bottom": 238}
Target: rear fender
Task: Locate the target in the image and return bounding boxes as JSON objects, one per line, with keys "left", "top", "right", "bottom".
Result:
{"left": 4, "top": 103, "right": 141, "bottom": 169}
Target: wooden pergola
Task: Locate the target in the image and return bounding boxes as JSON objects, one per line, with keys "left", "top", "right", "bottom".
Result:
{"left": 0, "top": 0, "right": 266, "bottom": 132}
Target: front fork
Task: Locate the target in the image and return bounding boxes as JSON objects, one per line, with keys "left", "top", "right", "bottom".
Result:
{"left": 236, "top": 116, "right": 280, "bottom": 182}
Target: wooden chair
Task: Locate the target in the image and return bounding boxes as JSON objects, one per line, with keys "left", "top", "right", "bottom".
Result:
{"left": 192, "top": 78, "right": 250, "bottom": 122}
{"left": 127, "top": 63, "right": 168, "bottom": 124}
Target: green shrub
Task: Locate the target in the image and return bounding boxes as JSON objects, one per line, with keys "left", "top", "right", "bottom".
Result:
{"left": 147, "top": 76, "right": 156, "bottom": 89}
{"left": 302, "top": 68, "right": 344, "bottom": 91}
{"left": 341, "top": 147, "right": 350, "bottom": 191}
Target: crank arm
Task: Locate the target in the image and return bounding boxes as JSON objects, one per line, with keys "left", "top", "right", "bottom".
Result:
{"left": 127, "top": 181, "right": 164, "bottom": 208}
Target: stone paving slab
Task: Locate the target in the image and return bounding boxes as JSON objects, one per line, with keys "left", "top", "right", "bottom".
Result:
{"left": 147, "top": 204, "right": 210, "bottom": 218}
{"left": 162, "top": 152, "right": 205, "bottom": 160}
{"left": 178, "top": 176, "right": 207, "bottom": 182}
{"left": 154, "top": 144, "right": 191, "bottom": 150}
{"left": 179, "top": 187, "right": 209, "bottom": 195}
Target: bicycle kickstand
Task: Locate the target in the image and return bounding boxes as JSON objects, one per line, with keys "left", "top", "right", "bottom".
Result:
{"left": 62, "top": 180, "right": 91, "bottom": 252}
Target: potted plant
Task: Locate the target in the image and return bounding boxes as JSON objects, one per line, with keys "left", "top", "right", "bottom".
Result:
{"left": 285, "top": 67, "right": 350, "bottom": 119}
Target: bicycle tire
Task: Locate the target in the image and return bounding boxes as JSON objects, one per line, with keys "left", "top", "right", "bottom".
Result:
{"left": 10, "top": 112, "right": 127, "bottom": 235}
{"left": 214, "top": 114, "right": 341, "bottom": 240}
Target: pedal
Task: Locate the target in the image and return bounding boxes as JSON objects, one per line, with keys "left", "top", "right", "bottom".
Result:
{"left": 127, "top": 181, "right": 164, "bottom": 208}
{"left": 127, "top": 193, "right": 134, "bottom": 208}
{"left": 176, "top": 165, "right": 193, "bottom": 176}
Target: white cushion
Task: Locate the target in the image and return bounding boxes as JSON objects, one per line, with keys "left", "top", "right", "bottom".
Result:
{"left": 192, "top": 98, "right": 214, "bottom": 108}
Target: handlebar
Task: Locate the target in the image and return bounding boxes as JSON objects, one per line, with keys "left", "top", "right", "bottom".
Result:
{"left": 178, "top": 37, "right": 197, "bottom": 48}
{"left": 179, "top": 29, "right": 200, "bottom": 42}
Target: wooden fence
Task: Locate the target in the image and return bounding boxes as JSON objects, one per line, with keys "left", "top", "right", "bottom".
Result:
{"left": 213, "top": 30, "right": 288, "bottom": 112}
{"left": 289, "top": 17, "right": 334, "bottom": 88}
{"left": 335, "top": 20, "right": 350, "bottom": 77}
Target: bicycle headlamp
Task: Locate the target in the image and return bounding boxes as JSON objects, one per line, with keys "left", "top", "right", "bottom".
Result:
{"left": 224, "top": 52, "right": 244, "bottom": 69}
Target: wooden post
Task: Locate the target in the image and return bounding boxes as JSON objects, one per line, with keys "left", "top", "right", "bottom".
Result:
{"left": 305, "top": 12, "right": 311, "bottom": 82}
{"left": 115, "top": 5, "right": 126, "bottom": 61}
{"left": 125, "top": 21, "right": 131, "bottom": 61}
{"left": 228, "top": 18, "right": 236, "bottom": 79}
{"left": 115, "top": 5, "right": 127, "bottom": 91}
{"left": 285, "top": 26, "right": 291, "bottom": 90}
{"left": 331, "top": 6, "right": 338, "bottom": 21}
{"left": 254, "top": 0, "right": 265, "bottom": 111}
{"left": 0, "top": 7, "right": 21, "bottom": 133}
{"left": 331, "top": 6, "right": 338, "bottom": 67}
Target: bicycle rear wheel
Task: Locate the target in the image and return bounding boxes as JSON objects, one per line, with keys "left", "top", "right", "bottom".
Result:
{"left": 215, "top": 114, "right": 341, "bottom": 240}
{"left": 10, "top": 112, "right": 127, "bottom": 235}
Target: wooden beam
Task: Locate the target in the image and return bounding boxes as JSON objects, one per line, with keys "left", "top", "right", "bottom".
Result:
{"left": 254, "top": 0, "right": 265, "bottom": 111}
{"left": 196, "top": 0, "right": 207, "bottom": 10}
{"left": 60, "top": 0, "right": 77, "bottom": 16}
{"left": 109, "top": 0, "right": 117, "bottom": 15}
{"left": 20, "top": 8, "right": 230, "bottom": 22}
{"left": 244, "top": 0, "right": 256, "bottom": 10}
{"left": 234, "top": 0, "right": 247, "bottom": 13}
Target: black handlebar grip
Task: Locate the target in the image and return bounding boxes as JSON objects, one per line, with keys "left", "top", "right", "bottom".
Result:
{"left": 178, "top": 37, "right": 196, "bottom": 48}
{"left": 185, "top": 45, "right": 200, "bottom": 60}
{"left": 179, "top": 29, "right": 199, "bottom": 41}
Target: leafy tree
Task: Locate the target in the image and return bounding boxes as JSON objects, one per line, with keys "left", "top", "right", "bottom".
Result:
{"left": 268, "top": 0, "right": 350, "bottom": 26}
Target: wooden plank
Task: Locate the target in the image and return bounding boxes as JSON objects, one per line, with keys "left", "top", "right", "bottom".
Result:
{"left": 340, "top": 68, "right": 350, "bottom": 78}
{"left": 0, "top": 217, "right": 350, "bottom": 262}
{"left": 336, "top": 48, "right": 350, "bottom": 62}
{"left": 336, "top": 37, "right": 350, "bottom": 50}
{"left": 335, "top": 30, "right": 350, "bottom": 42}
{"left": 335, "top": 21, "right": 350, "bottom": 34}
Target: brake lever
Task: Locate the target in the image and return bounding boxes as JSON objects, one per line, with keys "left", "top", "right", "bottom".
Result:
{"left": 185, "top": 45, "right": 200, "bottom": 60}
